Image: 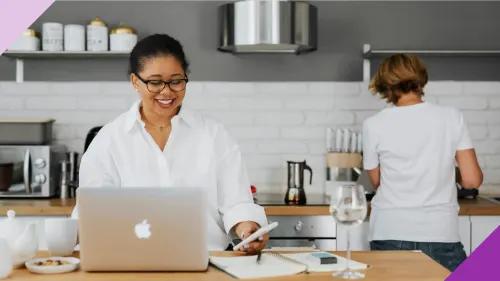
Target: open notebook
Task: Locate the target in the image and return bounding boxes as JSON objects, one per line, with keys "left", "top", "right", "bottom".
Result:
{"left": 209, "top": 252, "right": 369, "bottom": 279}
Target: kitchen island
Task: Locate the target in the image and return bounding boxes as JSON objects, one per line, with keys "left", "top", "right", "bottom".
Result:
{"left": 9, "top": 250, "right": 451, "bottom": 281}
{"left": 1, "top": 196, "right": 500, "bottom": 216}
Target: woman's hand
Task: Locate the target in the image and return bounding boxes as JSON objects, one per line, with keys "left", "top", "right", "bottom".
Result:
{"left": 233, "top": 221, "right": 269, "bottom": 254}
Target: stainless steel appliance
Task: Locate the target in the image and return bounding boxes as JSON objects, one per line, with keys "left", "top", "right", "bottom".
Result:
{"left": 255, "top": 193, "right": 337, "bottom": 251}
{"left": 0, "top": 144, "right": 67, "bottom": 198}
{"left": 285, "top": 160, "right": 313, "bottom": 205}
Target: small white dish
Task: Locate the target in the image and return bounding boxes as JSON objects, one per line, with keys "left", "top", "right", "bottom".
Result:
{"left": 25, "top": 257, "right": 80, "bottom": 274}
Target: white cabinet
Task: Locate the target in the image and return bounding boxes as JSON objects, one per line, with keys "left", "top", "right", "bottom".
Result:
{"left": 0, "top": 215, "right": 69, "bottom": 250}
{"left": 336, "top": 216, "right": 472, "bottom": 253}
{"left": 336, "top": 218, "right": 370, "bottom": 251}
{"left": 458, "top": 216, "right": 471, "bottom": 256}
{"left": 470, "top": 216, "right": 500, "bottom": 253}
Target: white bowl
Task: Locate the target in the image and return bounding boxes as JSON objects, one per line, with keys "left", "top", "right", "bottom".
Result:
{"left": 25, "top": 257, "right": 80, "bottom": 274}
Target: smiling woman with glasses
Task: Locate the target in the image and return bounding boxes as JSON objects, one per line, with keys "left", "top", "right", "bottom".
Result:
{"left": 71, "top": 34, "right": 270, "bottom": 254}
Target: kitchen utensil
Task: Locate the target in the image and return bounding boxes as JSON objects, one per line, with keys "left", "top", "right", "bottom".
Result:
{"left": 342, "top": 128, "right": 350, "bottom": 153}
{"left": 60, "top": 160, "right": 69, "bottom": 199}
{"left": 326, "top": 128, "right": 334, "bottom": 153}
{"left": 110, "top": 23, "right": 138, "bottom": 51}
{"left": 8, "top": 29, "right": 40, "bottom": 51}
{"left": 87, "top": 17, "right": 108, "bottom": 51}
{"left": 42, "top": 22, "right": 63, "bottom": 51}
{"left": 0, "top": 163, "right": 13, "bottom": 192}
{"left": 285, "top": 160, "right": 313, "bottom": 205}
{"left": 64, "top": 24, "right": 85, "bottom": 51}
{"left": 335, "top": 128, "right": 342, "bottom": 152}
{"left": 0, "top": 119, "right": 54, "bottom": 145}
{"left": 350, "top": 132, "right": 357, "bottom": 153}
{"left": 357, "top": 132, "right": 362, "bottom": 154}
{"left": 67, "top": 151, "right": 79, "bottom": 183}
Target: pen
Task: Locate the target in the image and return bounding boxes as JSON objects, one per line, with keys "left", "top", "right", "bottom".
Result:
{"left": 256, "top": 252, "right": 262, "bottom": 264}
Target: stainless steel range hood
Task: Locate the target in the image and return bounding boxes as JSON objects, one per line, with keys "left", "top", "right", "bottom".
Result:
{"left": 217, "top": 0, "right": 318, "bottom": 54}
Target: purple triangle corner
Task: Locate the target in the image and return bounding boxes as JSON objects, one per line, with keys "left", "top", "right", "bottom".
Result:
{"left": 446, "top": 226, "right": 500, "bottom": 281}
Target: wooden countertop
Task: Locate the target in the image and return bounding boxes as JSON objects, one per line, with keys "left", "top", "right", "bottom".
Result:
{"left": 1, "top": 197, "right": 500, "bottom": 217}
{"left": 9, "top": 250, "right": 451, "bottom": 281}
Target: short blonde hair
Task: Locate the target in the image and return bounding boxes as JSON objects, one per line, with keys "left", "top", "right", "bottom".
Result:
{"left": 368, "top": 53, "right": 428, "bottom": 104}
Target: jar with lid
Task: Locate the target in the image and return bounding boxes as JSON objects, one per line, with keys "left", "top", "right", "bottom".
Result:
{"left": 8, "top": 29, "right": 40, "bottom": 51}
{"left": 86, "top": 17, "right": 108, "bottom": 51}
{"left": 42, "top": 22, "right": 64, "bottom": 51}
{"left": 110, "top": 23, "right": 137, "bottom": 52}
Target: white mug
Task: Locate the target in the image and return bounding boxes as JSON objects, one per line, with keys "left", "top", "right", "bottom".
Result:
{"left": 44, "top": 218, "right": 78, "bottom": 257}
{"left": 0, "top": 238, "right": 12, "bottom": 279}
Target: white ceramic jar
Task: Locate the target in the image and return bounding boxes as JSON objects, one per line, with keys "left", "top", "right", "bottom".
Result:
{"left": 86, "top": 17, "right": 108, "bottom": 51}
{"left": 42, "top": 22, "right": 64, "bottom": 51}
{"left": 110, "top": 24, "right": 138, "bottom": 52}
{"left": 64, "top": 24, "right": 85, "bottom": 51}
{"left": 8, "top": 29, "right": 40, "bottom": 51}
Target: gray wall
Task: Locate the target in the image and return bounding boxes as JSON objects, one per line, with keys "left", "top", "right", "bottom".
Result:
{"left": 1, "top": 1, "right": 499, "bottom": 82}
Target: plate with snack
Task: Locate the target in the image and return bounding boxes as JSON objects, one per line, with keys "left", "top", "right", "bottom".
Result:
{"left": 25, "top": 257, "right": 80, "bottom": 274}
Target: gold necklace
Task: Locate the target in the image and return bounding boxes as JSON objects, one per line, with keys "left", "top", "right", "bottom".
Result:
{"left": 143, "top": 119, "right": 171, "bottom": 132}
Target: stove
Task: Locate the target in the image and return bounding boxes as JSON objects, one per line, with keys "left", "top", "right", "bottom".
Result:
{"left": 253, "top": 193, "right": 336, "bottom": 251}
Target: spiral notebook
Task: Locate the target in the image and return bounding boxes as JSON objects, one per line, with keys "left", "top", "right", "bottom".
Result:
{"left": 209, "top": 252, "right": 369, "bottom": 279}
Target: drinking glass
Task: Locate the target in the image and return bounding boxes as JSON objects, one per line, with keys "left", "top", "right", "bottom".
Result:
{"left": 329, "top": 184, "right": 368, "bottom": 279}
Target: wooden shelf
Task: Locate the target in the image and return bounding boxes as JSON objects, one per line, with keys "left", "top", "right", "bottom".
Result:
{"left": 364, "top": 49, "right": 500, "bottom": 59}
{"left": 361, "top": 43, "right": 500, "bottom": 83}
{"left": 1, "top": 51, "right": 130, "bottom": 83}
{"left": 2, "top": 50, "right": 130, "bottom": 59}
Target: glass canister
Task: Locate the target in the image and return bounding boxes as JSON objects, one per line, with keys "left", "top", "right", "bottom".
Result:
{"left": 86, "top": 17, "right": 108, "bottom": 51}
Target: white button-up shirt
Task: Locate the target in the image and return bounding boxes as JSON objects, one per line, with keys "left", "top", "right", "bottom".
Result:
{"left": 71, "top": 100, "right": 268, "bottom": 250}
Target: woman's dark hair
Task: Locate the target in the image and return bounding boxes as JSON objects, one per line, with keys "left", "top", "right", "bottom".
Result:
{"left": 128, "top": 33, "right": 190, "bottom": 75}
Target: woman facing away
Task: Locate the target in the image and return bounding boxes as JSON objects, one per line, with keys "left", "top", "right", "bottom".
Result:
{"left": 362, "top": 53, "right": 483, "bottom": 272}
{"left": 71, "top": 33, "right": 269, "bottom": 253}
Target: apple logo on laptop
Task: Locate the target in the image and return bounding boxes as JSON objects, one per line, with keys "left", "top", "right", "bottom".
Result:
{"left": 134, "top": 220, "right": 151, "bottom": 239}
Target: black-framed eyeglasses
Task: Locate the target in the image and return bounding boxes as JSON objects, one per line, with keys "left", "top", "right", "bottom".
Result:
{"left": 134, "top": 73, "right": 189, "bottom": 93}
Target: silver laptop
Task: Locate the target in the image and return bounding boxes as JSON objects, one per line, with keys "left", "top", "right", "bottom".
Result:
{"left": 76, "top": 187, "right": 209, "bottom": 272}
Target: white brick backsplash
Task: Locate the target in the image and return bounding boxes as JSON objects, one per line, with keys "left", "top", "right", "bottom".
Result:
{"left": 469, "top": 125, "right": 488, "bottom": 140}
{"left": 229, "top": 126, "right": 280, "bottom": 140}
{"left": 463, "top": 82, "right": 500, "bottom": 95}
{"left": 305, "top": 111, "right": 355, "bottom": 125}
{"left": 474, "top": 141, "right": 500, "bottom": 155}
{"left": 204, "top": 112, "right": 253, "bottom": 125}
{"left": 281, "top": 127, "right": 325, "bottom": 140}
{"left": 490, "top": 98, "right": 500, "bottom": 109}
{"left": 25, "top": 97, "right": 77, "bottom": 110}
{"left": 309, "top": 82, "right": 361, "bottom": 96}
{"left": 243, "top": 154, "right": 283, "bottom": 169}
{"left": 255, "top": 112, "right": 304, "bottom": 125}
{"left": 284, "top": 98, "right": 335, "bottom": 110}
{"left": 489, "top": 126, "right": 500, "bottom": 139}
{"left": 204, "top": 82, "right": 256, "bottom": 95}
{"left": 231, "top": 98, "right": 282, "bottom": 110}
{"left": 483, "top": 169, "right": 500, "bottom": 184}
{"left": 335, "top": 97, "right": 386, "bottom": 110}
{"left": 463, "top": 111, "right": 500, "bottom": 125}
{"left": 1, "top": 81, "right": 500, "bottom": 189}
{"left": 438, "top": 97, "right": 488, "bottom": 110}
{"left": 78, "top": 97, "right": 131, "bottom": 111}
{"left": 0, "top": 97, "right": 23, "bottom": 110}
{"left": 0, "top": 82, "right": 51, "bottom": 95}
{"left": 485, "top": 156, "right": 500, "bottom": 169}
{"left": 425, "top": 81, "right": 462, "bottom": 95}
{"left": 51, "top": 82, "right": 102, "bottom": 95}
{"left": 257, "top": 140, "right": 308, "bottom": 154}
{"left": 256, "top": 82, "right": 308, "bottom": 95}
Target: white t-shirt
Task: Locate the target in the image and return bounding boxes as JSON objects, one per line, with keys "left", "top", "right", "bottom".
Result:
{"left": 71, "top": 100, "right": 268, "bottom": 250}
{"left": 362, "top": 102, "right": 473, "bottom": 243}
